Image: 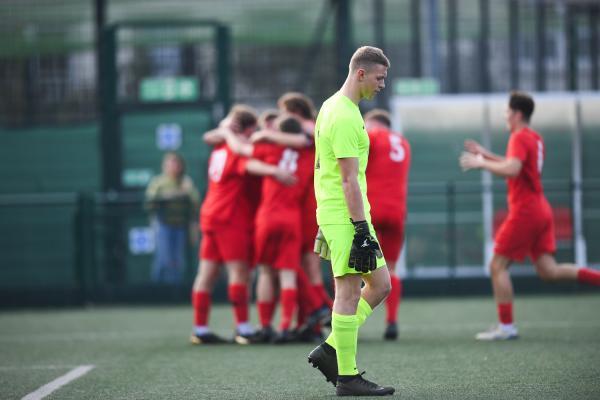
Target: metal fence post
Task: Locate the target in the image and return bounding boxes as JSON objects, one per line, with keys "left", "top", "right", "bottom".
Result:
{"left": 75, "top": 192, "right": 95, "bottom": 303}
{"left": 572, "top": 97, "right": 587, "bottom": 267}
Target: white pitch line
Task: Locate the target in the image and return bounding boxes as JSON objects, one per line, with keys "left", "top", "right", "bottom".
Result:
{"left": 21, "top": 365, "right": 94, "bottom": 400}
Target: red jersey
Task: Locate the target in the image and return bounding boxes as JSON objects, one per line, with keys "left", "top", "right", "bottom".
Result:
{"left": 505, "top": 127, "right": 548, "bottom": 213}
{"left": 199, "top": 144, "right": 254, "bottom": 231}
{"left": 366, "top": 127, "right": 411, "bottom": 214}
{"left": 252, "top": 143, "right": 313, "bottom": 228}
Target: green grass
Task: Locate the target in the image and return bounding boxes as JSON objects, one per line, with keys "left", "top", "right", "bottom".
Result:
{"left": 1, "top": 294, "right": 600, "bottom": 399}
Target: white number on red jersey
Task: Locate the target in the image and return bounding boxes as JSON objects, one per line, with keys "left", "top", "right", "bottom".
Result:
{"left": 208, "top": 148, "right": 227, "bottom": 182}
{"left": 389, "top": 135, "right": 405, "bottom": 162}
{"left": 537, "top": 140, "right": 544, "bottom": 173}
{"left": 278, "top": 149, "right": 299, "bottom": 173}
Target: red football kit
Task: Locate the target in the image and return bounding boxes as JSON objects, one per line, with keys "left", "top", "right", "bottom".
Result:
{"left": 199, "top": 144, "right": 255, "bottom": 263}
{"left": 494, "top": 127, "right": 556, "bottom": 261}
{"left": 252, "top": 143, "right": 313, "bottom": 270}
{"left": 366, "top": 127, "right": 411, "bottom": 264}
{"left": 301, "top": 146, "right": 318, "bottom": 254}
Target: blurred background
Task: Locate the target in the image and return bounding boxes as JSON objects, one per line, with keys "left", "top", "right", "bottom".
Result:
{"left": 0, "top": 0, "right": 598, "bottom": 306}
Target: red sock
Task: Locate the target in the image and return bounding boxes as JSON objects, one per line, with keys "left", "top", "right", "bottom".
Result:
{"left": 192, "top": 291, "right": 211, "bottom": 326}
{"left": 577, "top": 268, "right": 600, "bottom": 286}
{"left": 296, "top": 290, "right": 309, "bottom": 328}
{"left": 497, "top": 303, "right": 513, "bottom": 325}
{"left": 257, "top": 301, "right": 276, "bottom": 328}
{"left": 296, "top": 267, "right": 321, "bottom": 312}
{"left": 228, "top": 284, "right": 249, "bottom": 325}
{"left": 386, "top": 275, "right": 402, "bottom": 324}
{"left": 279, "top": 288, "right": 297, "bottom": 331}
{"left": 312, "top": 284, "right": 334, "bottom": 309}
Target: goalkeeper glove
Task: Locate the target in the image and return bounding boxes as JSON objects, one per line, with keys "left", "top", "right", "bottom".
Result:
{"left": 313, "top": 228, "right": 331, "bottom": 260}
{"left": 349, "top": 219, "right": 383, "bottom": 273}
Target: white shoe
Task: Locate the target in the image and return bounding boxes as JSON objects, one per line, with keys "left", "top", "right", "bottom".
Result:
{"left": 475, "top": 324, "right": 519, "bottom": 341}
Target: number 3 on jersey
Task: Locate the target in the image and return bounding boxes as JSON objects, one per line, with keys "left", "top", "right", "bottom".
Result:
{"left": 278, "top": 149, "right": 299, "bottom": 173}
{"left": 389, "top": 135, "right": 405, "bottom": 162}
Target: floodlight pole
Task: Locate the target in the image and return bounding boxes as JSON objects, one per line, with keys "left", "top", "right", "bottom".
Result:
{"left": 333, "top": 0, "right": 353, "bottom": 87}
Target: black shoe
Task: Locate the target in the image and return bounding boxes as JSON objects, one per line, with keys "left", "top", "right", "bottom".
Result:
{"left": 272, "top": 329, "right": 298, "bottom": 344}
{"left": 297, "top": 327, "right": 324, "bottom": 343}
{"left": 383, "top": 323, "right": 398, "bottom": 341}
{"left": 250, "top": 326, "right": 276, "bottom": 344}
{"left": 335, "top": 372, "right": 395, "bottom": 396}
{"left": 308, "top": 342, "right": 338, "bottom": 387}
{"left": 189, "top": 332, "right": 228, "bottom": 345}
{"left": 298, "top": 305, "right": 331, "bottom": 337}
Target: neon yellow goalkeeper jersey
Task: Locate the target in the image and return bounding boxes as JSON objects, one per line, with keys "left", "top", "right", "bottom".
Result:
{"left": 314, "top": 92, "right": 371, "bottom": 225}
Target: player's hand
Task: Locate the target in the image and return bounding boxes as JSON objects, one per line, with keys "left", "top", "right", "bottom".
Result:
{"left": 301, "top": 120, "right": 315, "bottom": 135}
{"left": 274, "top": 169, "right": 297, "bottom": 186}
{"left": 348, "top": 220, "right": 383, "bottom": 273}
{"left": 459, "top": 151, "right": 484, "bottom": 171}
{"left": 313, "top": 228, "right": 331, "bottom": 260}
{"left": 464, "top": 140, "right": 485, "bottom": 155}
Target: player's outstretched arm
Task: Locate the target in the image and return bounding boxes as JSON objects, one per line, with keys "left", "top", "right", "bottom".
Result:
{"left": 464, "top": 139, "right": 504, "bottom": 162}
{"left": 245, "top": 159, "right": 297, "bottom": 186}
{"left": 223, "top": 131, "right": 253, "bottom": 157}
{"left": 250, "top": 129, "right": 311, "bottom": 149}
{"left": 460, "top": 152, "right": 522, "bottom": 178}
{"left": 203, "top": 128, "right": 227, "bottom": 145}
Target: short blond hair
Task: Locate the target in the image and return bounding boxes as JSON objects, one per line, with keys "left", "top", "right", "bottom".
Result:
{"left": 363, "top": 109, "right": 391, "bottom": 128}
{"left": 350, "top": 46, "right": 390, "bottom": 72}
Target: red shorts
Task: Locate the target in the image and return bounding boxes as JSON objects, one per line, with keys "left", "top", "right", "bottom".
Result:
{"left": 255, "top": 221, "right": 301, "bottom": 270}
{"left": 301, "top": 187, "right": 318, "bottom": 254}
{"left": 372, "top": 211, "right": 405, "bottom": 265}
{"left": 494, "top": 211, "right": 556, "bottom": 262}
{"left": 199, "top": 227, "right": 252, "bottom": 264}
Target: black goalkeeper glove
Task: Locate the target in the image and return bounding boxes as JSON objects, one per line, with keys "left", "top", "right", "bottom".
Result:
{"left": 349, "top": 219, "right": 383, "bottom": 273}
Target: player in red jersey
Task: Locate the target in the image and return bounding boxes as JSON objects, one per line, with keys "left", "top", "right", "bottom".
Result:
{"left": 190, "top": 105, "right": 296, "bottom": 345}
{"left": 223, "top": 115, "right": 319, "bottom": 342}
{"left": 460, "top": 91, "right": 600, "bottom": 340}
{"left": 364, "top": 109, "right": 411, "bottom": 341}
{"left": 276, "top": 93, "right": 333, "bottom": 337}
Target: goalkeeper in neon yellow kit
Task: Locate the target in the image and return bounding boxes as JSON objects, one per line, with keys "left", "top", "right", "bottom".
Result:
{"left": 308, "top": 46, "right": 395, "bottom": 397}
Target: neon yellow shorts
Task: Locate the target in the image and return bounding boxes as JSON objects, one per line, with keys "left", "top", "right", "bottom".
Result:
{"left": 320, "top": 223, "right": 386, "bottom": 278}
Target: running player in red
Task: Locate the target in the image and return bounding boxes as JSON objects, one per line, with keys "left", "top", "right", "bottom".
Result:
{"left": 222, "top": 115, "right": 316, "bottom": 342}
{"left": 190, "top": 105, "right": 296, "bottom": 345}
{"left": 364, "top": 108, "right": 411, "bottom": 341}
{"left": 460, "top": 91, "right": 600, "bottom": 340}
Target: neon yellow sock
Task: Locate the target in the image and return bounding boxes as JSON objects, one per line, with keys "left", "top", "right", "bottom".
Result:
{"left": 325, "top": 297, "right": 373, "bottom": 350}
{"left": 356, "top": 297, "right": 373, "bottom": 327}
{"left": 330, "top": 313, "right": 359, "bottom": 376}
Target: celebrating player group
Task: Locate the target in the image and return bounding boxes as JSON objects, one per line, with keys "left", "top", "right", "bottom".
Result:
{"left": 189, "top": 45, "right": 600, "bottom": 396}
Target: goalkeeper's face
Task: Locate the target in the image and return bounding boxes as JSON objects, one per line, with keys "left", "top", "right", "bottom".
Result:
{"left": 360, "top": 64, "right": 388, "bottom": 101}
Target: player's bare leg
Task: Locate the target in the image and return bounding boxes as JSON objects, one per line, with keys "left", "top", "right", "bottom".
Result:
{"left": 534, "top": 254, "right": 579, "bottom": 281}
{"left": 254, "top": 265, "right": 277, "bottom": 342}
{"left": 476, "top": 254, "right": 519, "bottom": 341}
{"left": 225, "top": 260, "right": 254, "bottom": 343}
{"left": 273, "top": 269, "right": 298, "bottom": 343}
{"left": 383, "top": 262, "right": 401, "bottom": 340}
{"left": 360, "top": 266, "right": 392, "bottom": 310}
{"left": 190, "top": 260, "right": 227, "bottom": 344}
{"left": 535, "top": 253, "right": 600, "bottom": 284}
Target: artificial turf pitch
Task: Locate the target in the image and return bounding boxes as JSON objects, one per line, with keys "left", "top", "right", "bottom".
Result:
{"left": 1, "top": 294, "right": 599, "bottom": 399}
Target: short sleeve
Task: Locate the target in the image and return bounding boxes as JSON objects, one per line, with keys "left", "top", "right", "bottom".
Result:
{"left": 330, "top": 118, "right": 362, "bottom": 159}
{"left": 506, "top": 133, "right": 528, "bottom": 162}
